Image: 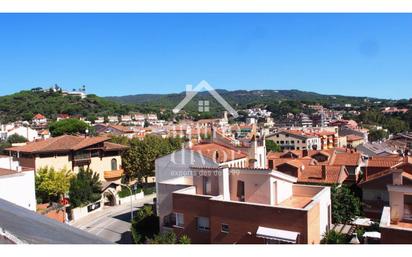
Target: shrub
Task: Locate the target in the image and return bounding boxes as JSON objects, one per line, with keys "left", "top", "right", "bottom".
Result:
{"left": 321, "top": 230, "right": 350, "bottom": 244}
{"left": 178, "top": 235, "right": 191, "bottom": 244}
{"left": 131, "top": 205, "right": 160, "bottom": 244}
{"left": 143, "top": 187, "right": 156, "bottom": 195}
{"left": 69, "top": 168, "right": 102, "bottom": 208}
{"left": 35, "top": 167, "right": 72, "bottom": 203}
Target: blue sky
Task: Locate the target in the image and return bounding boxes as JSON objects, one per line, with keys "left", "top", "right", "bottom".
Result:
{"left": 0, "top": 13, "right": 411, "bottom": 99}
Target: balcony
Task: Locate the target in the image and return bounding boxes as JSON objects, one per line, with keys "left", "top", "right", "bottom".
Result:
{"left": 73, "top": 152, "right": 91, "bottom": 166}
{"left": 104, "top": 169, "right": 124, "bottom": 180}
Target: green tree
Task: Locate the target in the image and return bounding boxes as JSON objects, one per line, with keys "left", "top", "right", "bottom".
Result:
{"left": 368, "top": 129, "right": 389, "bottom": 142}
{"left": 265, "top": 140, "right": 282, "bottom": 152}
{"left": 131, "top": 205, "right": 159, "bottom": 244}
{"left": 331, "top": 185, "right": 362, "bottom": 224}
{"left": 35, "top": 167, "right": 72, "bottom": 203}
{"left": 119, "top": 135, "right": 182, "bottom": 184}
{"left": 69, "top": 168, "right": 102, "bottom": 207}
{"left": 49, "top": 118, "right": 91, "bottom": 137}
{"left": 7, "top": 134, "right": 28, "bottom": 144}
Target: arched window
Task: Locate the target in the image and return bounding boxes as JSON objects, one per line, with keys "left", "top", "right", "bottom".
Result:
{"left": 111, "top": 158, "right": 118, "bottom": 171}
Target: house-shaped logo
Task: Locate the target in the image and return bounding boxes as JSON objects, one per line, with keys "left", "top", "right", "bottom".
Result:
{"left": 172, "top": 80, "right": 239, "bottom": 118}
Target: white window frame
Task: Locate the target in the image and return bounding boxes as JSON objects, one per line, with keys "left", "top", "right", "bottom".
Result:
{"left": 174, "top": 212, "right": 184, "bottom": 228}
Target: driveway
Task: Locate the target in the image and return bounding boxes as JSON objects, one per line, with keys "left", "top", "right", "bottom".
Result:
{"left": 70, "top": 194, "right": 156, "bottom": 244}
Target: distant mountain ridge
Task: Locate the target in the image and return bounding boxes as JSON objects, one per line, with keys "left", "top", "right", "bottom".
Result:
{"left": 105, "top": 89, "right": 382, "bottom": 106}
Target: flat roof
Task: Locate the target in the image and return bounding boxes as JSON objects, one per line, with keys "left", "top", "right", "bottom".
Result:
{"left": 0, "top": 198, "right": 110, "bottom": 244}
{"left": 278, "top": 196, "right": 313, "bottom": 209}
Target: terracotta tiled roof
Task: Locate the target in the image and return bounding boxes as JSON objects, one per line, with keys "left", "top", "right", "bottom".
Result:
{"left": 103, "top": 142, "right": 128, "bottom": 151}
{"left": 5, "top": 135, "right": 121, "bottom": 153}
{"left": 299, "top": 165, "right": 348, "bottom": 184}
{"left": 33, "top": 114, "right": 46, "bottom": 119}
{"left": 366, "top": 156, "right": 403, "bottom": 168}
{"left": 346, "top": 135, "right": 364, "bottom": 142}
{"left": 332, "top": 152, "right": 361, "bottom": 166}
{"left": 191, "top": 143, "right": 247, "bottom": 163}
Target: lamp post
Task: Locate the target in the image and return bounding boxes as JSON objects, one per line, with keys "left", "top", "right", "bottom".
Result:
{"left": 120, "top": 184, "right": 134, "bottom": 221}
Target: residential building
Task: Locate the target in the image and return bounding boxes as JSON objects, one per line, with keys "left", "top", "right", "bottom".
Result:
{"left": 267, "top": 148, "right": 364, "bottom": 184}
{"left": 346, "top": 134, "right": 365, "bottom": 148}
{"left": 5, "top": 135, "right": 128, "bottom": 186}
{"left": 146, "top": 113, "right": 158, "bottom": 125}
{"left": 56, "top": 114, "right": 70, "bottom": 121}
{"left": 107, "top": 116, "right": 119, "bottom": 124}
{"left": 0, "top": 156, "right": 36, "bottom": 211}
{"left": 156, "top": 150, "right": 331, "bottom": 244}
{"left": 390, "top": 133, "right": 412, "bottom": 150}
{"left": 266, "top": 130, "right": 321, "bottom": 151}
{"left": 379, "top": 167, "right": 412, "bottom": 243}
{"left": 359, "top": 156, "right": 412, "bottom": 219}
{"left": 32, "top": 114, "right": 47, "bottom": 126}
{"left": 381, "top": 107, "right": 409, "bottom": 114}
{"left": 0, "top": 125, "right": 40, "bottom": 142}
{"left": 94, "top": 124, "right": 135, "bottom": 138}
{"left": 119, "top": 115, "right": 132, "bottom": 123}
{"left": 356, "top": 142, "right": 399, "bottom": 157}
{"left": 298, "top": 113, "right": 313, "bottom": 128}
{"left": 94, "top": 117, "right": 105, "bottom": 124}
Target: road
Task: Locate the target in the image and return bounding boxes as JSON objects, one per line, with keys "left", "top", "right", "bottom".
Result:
{"left": 70, "top": 194, "right": 156, "bottom": 244}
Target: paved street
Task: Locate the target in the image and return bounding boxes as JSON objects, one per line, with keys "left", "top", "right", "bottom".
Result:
{"left": 70, "top": 194, "right": 156, "bottom": 244}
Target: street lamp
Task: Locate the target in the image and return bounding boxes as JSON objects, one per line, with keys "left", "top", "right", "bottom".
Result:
{"left": 120, "top": 183, "right": 134, "bottom": 221}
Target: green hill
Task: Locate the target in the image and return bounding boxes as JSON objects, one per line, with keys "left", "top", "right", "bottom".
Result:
{"left": 0, "top": 90, "right": 136, "bottom": 123}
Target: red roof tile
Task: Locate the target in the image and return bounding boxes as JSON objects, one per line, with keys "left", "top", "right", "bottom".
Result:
{"left": 6, "top": 135, "right": 125, "bottom": 153}
{"left": 191, "top": 143, "right": 247, "bottom": 163}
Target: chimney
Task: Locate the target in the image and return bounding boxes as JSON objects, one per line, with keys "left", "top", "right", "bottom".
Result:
{"left": 321, "top": 165, "right": 327, "bottom": 179}
{"left": 393, "top": 170, "right": 403, "bottom": 185}
{"left": 303, "top": 149, "right": 308, "bottom": 157}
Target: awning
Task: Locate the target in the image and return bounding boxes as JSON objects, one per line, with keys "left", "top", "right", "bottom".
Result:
{"left": 256, "top": 226, "right": 299, "bottom": 243}
{"left": 363, "top": 231, "right": 381, "bottom": 239}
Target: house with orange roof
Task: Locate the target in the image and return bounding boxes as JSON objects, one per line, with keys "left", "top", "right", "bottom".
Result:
{"left": 359, "top": 156, "right": 412, "bottom": 219}
{"left": 32, "top": 113, "right": 47, "bottom": 126}
{"left": 155, "top": 148, "right": 331, "bottom": 244}
{"left": 267, "top": 148, "right": 364, "bottom": 184}
{"left": 6, "top": 135, "right": 128, "bottom": 206}
{"left": 56, "top": 114, "right": 70, "bottom": 121}
{"left": 346, "top": 134, "right": 365, "bottom": 148}
{"left": 94, "top": 124, "right": 136, "bottom": 138}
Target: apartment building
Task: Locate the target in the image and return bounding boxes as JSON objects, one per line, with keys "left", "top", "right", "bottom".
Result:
{"left": 6, "top": 135, "right": 128, "bottom": 184}
{"left": 359, "top": 156, "right": 412, "bottom": 219}
{"left": 379, "top": 165, "right": 412, "bottom": 243}
{"left": 156, "top": 150, "right": 331, "bottom": 244}
{"left": 266, "top": 130, "right": 321, "bottom": 151}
